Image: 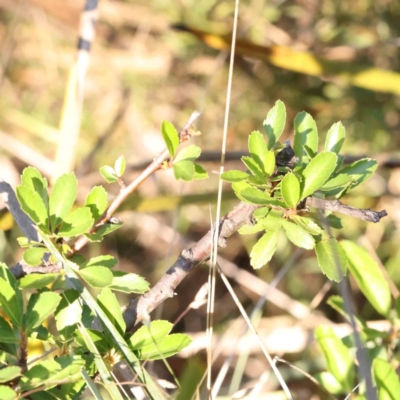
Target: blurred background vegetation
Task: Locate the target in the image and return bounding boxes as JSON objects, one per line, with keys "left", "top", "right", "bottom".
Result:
{"left": 1, "top": 0, "right": 400, "bottom": 398}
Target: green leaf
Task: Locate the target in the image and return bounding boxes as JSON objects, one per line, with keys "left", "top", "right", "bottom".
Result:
{"left": 315, "top": 326, "right": 354, "bottom": 393}
{"left": 341, "top": 241, "right": 391, "bottom": 316}
{"left": 291, "top": 215, "right": 322, "bottom": 235}
{"left": 193, "top": 163, "right": 208, "bottom": 180}
{"left": 98, "top": 288, "right": 126, "bottom": 335}
{"left": 260, "top": 209, "right": 283, "bottom": 231}
{"left": 96, "top": 221, "right": 123, "bottom": 236}
{"left": 20, "top": 273, "right": 59, "bottom": 289}
{"left": 57, "top": 207, "right": 94, "bottom": 237}
{"left": 20, "top": 167, "right": 49, "bottom": 208}
{"left": 77, "top": 266, "right": 113, "bottom": 288}
{"left": 85, "top": 186, "right": 108, "bottom": 220}
{"left": 109, "top": 271, "right": 150, "bottom": 293}
{"left": 248, "top": 131, "right": 269, "bottom": 173}
{"left": 321, "top": 158, "right": 378, "bottom": 194}
{"left": 241, "top": 156, "right": 265, "bottom": 181}
{"left": 55, "top": 290, "right": 82, "bottom": 332}
{"left": 282, "top": 220, "right": 315, "bottom": 249}
{"left": 16, "top": 185, "right": 48, "bottom": 227}
{"left": 0, "top": 366, "right": 21, "bottom": 383}
{"left": 263, "top": 100, "right": 286, "bottom": 149}
{"left": 100, "top": 165, "right": 118, "bottom": 183}
{"left": 232, "top": 182, "right": 285, "bottom": 206}
{"left": 0, "top": 385, "right": 17, "bottom": 400}
{"left": 114, "top": 156, "right": 126, "bottom": 177}
{"left": 25, "top": 292, "right": 61, "bottom": 333}
{"left": 293, "top": 111, "right": 318, "bottom": 163}
{"left": 280, "top": 173, "right": 300, "bottom": 208}
{"left": 174, "top": 144, "right": 201, "bottom": 163}
{"left": 173, "top": 160, "right": 195, "bottom": 181}
{"left": 373, "top": 359, "right": 400, "bottom": 400}
{"left": 263, "top": 151, "right": 276, "bottom": 177}
{"left": 84, "top": 255, "right": 118, "bottom": 269}
{"left": 0, "top": 314, "right": 19, "bottom": 343}
{"left": 324, "top": 122, "right": 345, "bottom": 154}
{"left": 221, "top": 170, "right": 249, "bottom": 182}
{"left": 0, "top": 277, "right": 23, "bottom": 328}
{"left": 300, "top": 151, "right": 337, "bottom": 199}
{"left": 250, "top": 230, "right": 279, "bottom": 269}
{"left": 315, "top": 239, "right": 347, "bottom": 282}
{"left": 49, "top": 173, "right": 77, "bottom": 229}
{"left": 74, "top": 329, "right": 109, "bottom": 354}
{"left": 238, "top": 220, "right": 265, "bottom": 235}
{"left": 161, "top": 121, "right": 180, "bottom": 158}
{"left": 314, "top": 372, "right": 346, "bottom": 395}
{"left": 129, "top": 320, "right": 173, "bottom": 350}
{"left": 137, "top": 334, "right": 192, "bottom": 360}
{"left": 22, "top": 247, "right": 47, "bottom": 266}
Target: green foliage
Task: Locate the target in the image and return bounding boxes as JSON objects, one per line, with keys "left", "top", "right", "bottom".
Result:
{"left": 222, "top": 101, "right": 378, "bottom": 281}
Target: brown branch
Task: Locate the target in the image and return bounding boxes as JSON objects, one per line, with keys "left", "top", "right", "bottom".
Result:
{"left": 72, "top": 111, "right": 200, "bottom": 252}
{"left": 305, "top": 197, "right": 387, "bottom": 223}
{"left": 123, "top": 197, "right": 387, "bottom": 330}
{"left": 123, "top": 201, "right": 258, "bottom": 331}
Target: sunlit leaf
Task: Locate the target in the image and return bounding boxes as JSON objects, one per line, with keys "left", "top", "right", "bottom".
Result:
{"left": 300, "top": 151, "right": 337, "bottom": 199}
{"left": 114, "top": 156, "right": 126, "bottom": 177}
{"left": 16, "top": 185, "right": 48, "bottom": 228}
{"left": 315, "top": 239, "right": 347, "bottom": 282}
{"left": 20, "top": 273, "right": 59, "bottom": 290}
{"left": 341, "top": 240, "right": 391, "bottom": 316}
{"left": 85, "top": 186, "right": 108, "bottom": 220}
{"left": 161, "top": 120, "right": 179, "bottom": 158}
{"left": 137, "top": 334, "right": 192, "bottom": 360}
{"left": 98, "top": 288, "right": 126, "bottom": 335}
{"left": 0, "top": 277, "right": 23, "bottom": 328}
{"left": 129, "top": 320, "right": 173, "bottom": 350}
{"left": 293, "top": 111, "right": 318, "bottom": 164}
{"left": 315, "top": 326, "right": 354, "bottom": 393}
{"left": 49, "top": 173, "right": 77, "bottom": 229}
{"left": 241, "top": 156, "right": 265, "bottom": 181}
{"left": 57, "top": 207, "right": 94, "bottom": 237}
{"left": 282, "top": 220, "right": 315, "bottom": 249}
{"left": 373, "top": 359, "right": 400, "bottom": 400}
{"left": 291, "top": 215, "right": 322, "bottom": 235}
{"left": 22, "top": 247, "right": 47, "bottom": 266}
{"left": 174, "top": 144, "right": 201, "bottom": 163}
{"left": 55, "top": 289, "right": 82, "bottom": 331}
{"left": 173, "top": 160, "right": 195, "bottom": 181}
{"left": 20, "top": 167, "right": 49, "bottom": 208}
{"left": 193, "top": 163, "right": 208, "bottom": 180}
{"left": 221, "top": 170, "right": 249, "bottom": 182}
{"left": 250, "top": 230, "right": 279, "bottom": 269}
{"left": 324, "top": 122, "right": 345, "bottom": 154}
{"left": 99, "top": 165, "right": 118, "bottom": 183}
{"left": 109, "top": 271, "right": 149, "bottom": 293}
{"left": 78, "top": 266, "right": 113, "bottom": 288}
{"left": 248, "top": 131, "right": 269, "bottom": 174}
{"left": 280, "top": 173, "right": 300, "bottom": 208}
{"left": 263, "top": 100, "right": 286, "bottom": 149}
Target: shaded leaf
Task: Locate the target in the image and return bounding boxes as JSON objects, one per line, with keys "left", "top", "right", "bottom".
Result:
{"left": 232, "top": 182, "right": 285, "bottom": 206}
{"left": 315, "top": 239, "right": 347, "bottom": 282}
{"left": 341, "top": 240, "right": 391, "bottom": 316}
{"left": 98, "top": 288, "right": 125, "bottom": 335}
{"left": 293, "top": 111, "right": 318, "bottom": 163}
{"left": 0, "top": 277, "right": 23, "bottom": 328}
{"left": 300, "top": 152, "right": 337, "bottom": 199}
{"left": 97, "top": 221, "right": 123, "bottom": 236}
{"left": 161, "top": 120, "right": 179, "bottom": 158}
{"left": 0, "top": 314, "right": 19, "bottom": 343}
{"left": 58, "top": 207, "right": 94, "bottom": 237}
{"left": 324, "top": 122, "right": 345, "bottom": 154}
{"left": 250, "top": 230, "right": 279, "bottom": 269}
{"left": 20, "top": 167, "right": 48, "bottom": 208}
{"left": 85, "top": 186, "right": 107, "bottom": 220}
{"left": 373, "top": 359, "right": 400, "bottom": 400}
{"left": 263, "top": 100, "right": 286, "bottom": 149}
{"left": 25, "top": 292, "right": 61, "bottom": 333}
{"left": 193, "top": 163, "right": 208, "bottom": 180}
